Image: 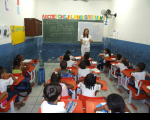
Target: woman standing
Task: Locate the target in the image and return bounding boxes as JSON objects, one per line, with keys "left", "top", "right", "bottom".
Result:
{"left": 80, "top": 28, "right": 93, "bottom": 56}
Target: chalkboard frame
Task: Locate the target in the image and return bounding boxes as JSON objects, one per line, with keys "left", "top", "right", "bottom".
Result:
{"left": 43, "top": 19, "right": 104, "bottom": 44}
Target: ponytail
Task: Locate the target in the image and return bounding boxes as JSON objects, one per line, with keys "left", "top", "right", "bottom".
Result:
{"left": 13, "top": 58, "right": 21, "bottom": 69}
{"left": 105, "top": 48, "right": 111, "bottom": 56}
{"left": 121, "top": 57, "right": 129, "bottom": 68}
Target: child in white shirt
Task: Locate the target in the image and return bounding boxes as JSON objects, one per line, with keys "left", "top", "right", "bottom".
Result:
{"left": 41, "top": 83, "right": 67, "bottom": 113}
{"left": 66, "top": 50, "right": 75, "bottom": 60}
{"left": 63, "top": 54, "right": 76, "bottom": 67}
{"left": 97, "top": 48, "right": 111, "bottom": 71}
{"left": 129, "top": 63, "right": 146, "bottom": 91}
{"left": 0, "top": 66, "right": 25, "bottom": 108}
{"left": 78, "top": 61, "right": 92, "bottom": 78}
{"left": 94, "top": 93, "right": 131, "bottom": 113}
{"left": 78, "top": 73, "right": 103, "bottom": 97}
{"left": 114, "top": 57, "right": 129, "bottom": 76}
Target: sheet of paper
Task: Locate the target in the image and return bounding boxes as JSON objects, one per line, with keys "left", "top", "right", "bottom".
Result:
{"left": 23, "top": 59, "right": 32, "bottom": 63}
{"left": 147, "top": 86, "right": 150, "bottom": 90}
{"left": 92, "top": 61, "right": 97, "bottom": 64}
{"left": 75, "top": 57, "right": 81, "bottom": 60}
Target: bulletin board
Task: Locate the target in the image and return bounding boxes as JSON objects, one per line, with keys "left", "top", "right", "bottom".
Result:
{"left": 10, "top": 26, "right": 25, "bottom": 45}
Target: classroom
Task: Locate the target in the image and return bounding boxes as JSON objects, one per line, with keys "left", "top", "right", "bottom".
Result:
{"left": 0, "top": 0, "right": 150, "bottom": 113}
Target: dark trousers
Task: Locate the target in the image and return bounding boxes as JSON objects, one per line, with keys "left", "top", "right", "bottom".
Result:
{"left": 128, "top": 82, "right": 145, "bottom": 94}
{"left": 97, "top": 61, "right": 107, "bottom": 70}
{"left": 7, "top": 88, "right": 19, "bottom": 104}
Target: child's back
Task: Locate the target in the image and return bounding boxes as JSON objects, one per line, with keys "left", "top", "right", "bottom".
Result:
{"left": 78, "top": 61, "right": 92, "bottom": 78}
{"left": 78, "top": 73, "right": 101, "bottom": 97}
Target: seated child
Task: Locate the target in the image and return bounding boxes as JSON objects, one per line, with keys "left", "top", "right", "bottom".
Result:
{"left": 78, "top": 73, "right": 103, "bottom": 97}
{"left": 41, "top": 83, "right": 67, "bottom": 113}
{"left": 97, "top": 48, "right": 111, "bottom": 71}
{"left": 12, "top": 58, "right": 29, "bottom": 74}
{"left": 79, "top": 52, "right": 91, "bottom": 67}
{"left": 66, "top": 50, "right": 75, "bottom": 60}
{"left": 116, "top": 54, "right": 122, "bottom": 61}
{"left": 78, "top": 61, "right": 92, "bottom": 78}
{"left": 44, "top": 72, "right": 74, "bottom": 96}
{"left": 63, "top": 54, "right": 76, "bottom": 67}
{"left": 0, "top": 66, "right": 25, "bottom": 108}
{"left": 114, "top": 57, "right": 129, "bottom": 76}
{"left": 129, "top": 63, "right": 146, "bottom": 92}
{"left": 94, "top": 93, "right": 131, "bottom": 113}
{"left": 57, "top": 60, "right": 75, "bottom": 77}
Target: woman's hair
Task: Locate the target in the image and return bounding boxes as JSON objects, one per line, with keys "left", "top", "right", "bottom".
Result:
{"left": 104, "top": 48, "right": 111, "bottom": 56}
{"left": 51, "top": 72, "right": 61, "bottom": 83}
{"left": 13, "top": 58, "right": 21, "bottom": 69}
{"left": 60, "top": 60, "right": 67, "bottom": 69}
{"left": 121, "top": 57, "right": 129, "bottom": 68}
{"left": 44, "top": 83, "right": 62, "bottom": 103}
{"left": 80, "top": 61, "right": 86, "bottom": 69}
{"left": 84, "top": 73, "right": 96, "bottom": 90}
{"left": 106, "top": 94, "right": 125, "bottom": 113}
{"left": 83, "top": 28, "right": 89, "bottom": 38}
{"left": 66, "top": 50, "right": 71, "bottom": 55}
{"left": 63, "top": 54, "right": 70, "bottom": 61}
{"left": 0, "top": 66, "right": 5, "bottom": 79}
{"left": 116, "top": 54, "right": 122, "bottom": 60}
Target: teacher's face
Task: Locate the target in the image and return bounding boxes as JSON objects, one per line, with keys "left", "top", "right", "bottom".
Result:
{"left": 84, "top": 30, "right": 89, "bottom": 36}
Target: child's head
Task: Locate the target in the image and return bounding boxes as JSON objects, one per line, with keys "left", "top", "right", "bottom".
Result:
{"left": 13, "top": 58, "right": 21, "bottom": 69}
{"left": 66, "top": 50, "right": 71, "bottom": 56}
{"left": 44, "top": 83, "right": 62, "bottom": 103}
{"left": 104, "top": 48, "right": 111, "bottom": 56}
{"left": 120, "top": 57, "right": 129, "bottom": 68}
{"left": 85, "top": 52, "right": 90, "bottom": 58}
{"left": 84, "top": 73, "right": 96, "bottom": 90}
{"left": 63, "top": 54, "right": 70, "bottom": 61}
{"left": 60, "top": 60, "right": 67, "bottom": 69}
{"left": 106, "top": 93, "right": 125, "bottom": 113}
{"left": 80, "top": 61, "right": 86, "bottom": 69}
{"left": 84, "top": 52, "right": 90, "bottom": 60}
{"left": 137, "top": 63, "right": 146, "bottom": 71}
{"left": 116, "top": 54, "right": 122, "bottom": 60}
{"left": 0, "top": 66, "right": 6, "bottom": 79}
{"left": 16, "top": 54, "right": 24, "bottom": 62}
{"left": 51, "top": 72, "right": 61, "bottom": 83}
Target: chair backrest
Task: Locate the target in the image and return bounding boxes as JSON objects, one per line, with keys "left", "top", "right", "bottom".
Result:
{"left": 77, "top": 94, "right": 106, "bottom": 110}
{"left": 67, "top": 67, "right": 77, "bottom": 69}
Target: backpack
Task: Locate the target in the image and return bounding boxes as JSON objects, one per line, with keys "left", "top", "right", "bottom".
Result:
{"left": 14, "top": 76, "right": 32, "bottom": 97}
{"left": 58, "top": 69, "right": 74, "bottom": 78}
{"left": 35, "top": 68, "right": 45, "bottom": 85}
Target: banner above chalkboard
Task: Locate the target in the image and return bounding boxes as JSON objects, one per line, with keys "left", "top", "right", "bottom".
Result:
{"left": 42, "top": 14, "right": 108, "bottom": 25}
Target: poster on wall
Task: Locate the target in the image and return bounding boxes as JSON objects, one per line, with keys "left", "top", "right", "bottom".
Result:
{"left": 3, "top": 25, "right": 10, "bottom": 39}
{"left": 0, "top": 26, "right": 3, "bottom": 40}
{"left": 10, "top": 26, "right": 25, "bottom": 46}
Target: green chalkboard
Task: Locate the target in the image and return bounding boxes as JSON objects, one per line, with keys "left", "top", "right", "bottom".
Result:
{"left": 43, "top": 19, "right": 103, "bottom": 43}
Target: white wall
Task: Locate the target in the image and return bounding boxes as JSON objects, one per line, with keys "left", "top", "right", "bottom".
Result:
{"left": 36, "top": 0, "right": 111, "bottom": 37}
{"left": 108, "top": 0, "right": 150, "bottom": 45}
{"left": 0, "top": 0, "right": 37, "bottom": 45}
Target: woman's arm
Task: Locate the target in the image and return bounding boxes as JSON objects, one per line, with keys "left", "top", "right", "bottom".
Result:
{"left": 94, "top": 105, "right": 105, "bottom": 113}
{"left": 6, "top": 73, "right": 17, "bottom": 83}
{"left": 80, "top": 39, "right": 83, "bottom": 43}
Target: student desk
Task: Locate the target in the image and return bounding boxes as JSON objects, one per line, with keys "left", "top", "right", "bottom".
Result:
{"left": 120, "top": 69, "right": 136, "bottom": 90}
{"left": 38, "top": 99, "right": 84, "bottom": 113}
{"left": 12, "top": 76, "right": 25, "bottom": 86}
{"left": 86, "top": 100, "right": 106, "bottom": 113}
{"left": 28, "top": 59, "right": 40, "bottom": 70}
{"left": 24, "top": 65, "right": 35, "bottom": 83}
{"left": 47, "top": 79, "right": 77, "bottom": 99}
{"left": 142, "top": 85, "right": 150, "bottom": 94}
{"left": 104, "top": 57, "right": 116, "bottom": 62}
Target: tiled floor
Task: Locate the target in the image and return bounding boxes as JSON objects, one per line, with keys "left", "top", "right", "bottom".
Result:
{"left": 4, "top": 63, "right": 150, "bottom": 113}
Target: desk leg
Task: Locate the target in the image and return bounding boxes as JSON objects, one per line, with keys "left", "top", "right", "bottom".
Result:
{"left": 69, "top": 89, "right": 75, "bottom": 99}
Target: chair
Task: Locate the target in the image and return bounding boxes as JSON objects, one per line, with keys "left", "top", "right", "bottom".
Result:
{"left": 76, "top": 94, "right": 106, "bottom": 112}
{"left": 0, "top": 92, "right": 17, "bottom": 113}
{"left": 127, "top": 80, "right": 150, "bottom": 110}
{"left": 67, "top": 67, "right": 77, "bottom": 69}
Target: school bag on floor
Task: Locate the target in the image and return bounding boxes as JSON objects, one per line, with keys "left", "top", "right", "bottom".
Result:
{"left": 35, "top": 68, "right": 45, "bottom": 85}
{"left": 14, "top": 76, "right": 32, "bottom": 97}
